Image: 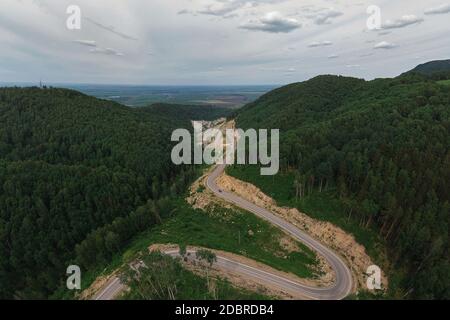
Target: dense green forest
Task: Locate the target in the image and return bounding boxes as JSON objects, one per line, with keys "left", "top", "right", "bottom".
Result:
{"left": 1, "top": 65, "right": 449, "bottom": 300}
{"left": 407, "top": 59, "right": 450, "bottom": 76}
{"left": 0, "top": 87, "right": 212, "bottom": 299}
{"left": 234, "top": 73, "right": 450, "bottom": 299}
{"left": 404, "top": 59, "right": 450, "bottom": 81}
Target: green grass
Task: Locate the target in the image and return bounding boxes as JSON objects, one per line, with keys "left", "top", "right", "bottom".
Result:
{"left": 60, "top": 183, "right": 320, "bottom": 300}
{"left": 437, "top": 79, "right": 450, "bottom": 86}
{"left": 228, "top": 165, "right": 295, "bottom": 203}
{"left": 294, "top": 192, "right": 384, "bottom": 262}
{"left": 226, "top": 165, "right": 386, "bottom": 264}
{"left": 124, "top": 198, "right": 318, "bottom": 279}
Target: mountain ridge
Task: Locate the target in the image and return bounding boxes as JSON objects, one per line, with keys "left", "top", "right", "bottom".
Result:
{"left": 234, "top": 70, "right": 450, "bottom": 299}
{"left": 407, "top": 59, "right": 450, "bottom": 75}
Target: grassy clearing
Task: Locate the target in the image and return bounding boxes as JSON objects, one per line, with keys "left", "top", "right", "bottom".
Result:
{"left": 226, "top": 165, "right": 385, "bottom": 263}
{"left": 62, "top": 172, "right": 320, "bottom": 300}
{"left": 124, "top": 198, "right": 318, "bottom": 279}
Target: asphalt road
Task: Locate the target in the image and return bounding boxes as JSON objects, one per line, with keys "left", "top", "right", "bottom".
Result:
{"left": 205, "top": 164, "right": 353, "bottom": 300}
{"left": 93, "top": 165, "right": 353, "bottom": 300}
{"left": 94, "top": 277, "right": 124, "bottom": 300}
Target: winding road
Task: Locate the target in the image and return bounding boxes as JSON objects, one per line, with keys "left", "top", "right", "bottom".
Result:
{"left": 93, "top": 164, "right": 353, "bottom": 300}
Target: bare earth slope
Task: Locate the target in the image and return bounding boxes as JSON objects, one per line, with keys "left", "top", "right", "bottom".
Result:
{"left": 215, "top": 171, "right": 388, "bottom": 290}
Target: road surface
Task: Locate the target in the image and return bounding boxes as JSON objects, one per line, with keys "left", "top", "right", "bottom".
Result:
{"left": 93, "top": 165, "right": 353, "bottom": 300}
{"left": 205, "top": 164, "right": 353, "bottom": 300}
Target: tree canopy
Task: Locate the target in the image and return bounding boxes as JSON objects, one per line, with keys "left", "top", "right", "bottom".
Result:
{"left": 0, "top": 87, "right": 201, "bottom": 298}
{"left": 235, "top": 74, "right": 450, "bottom": 299}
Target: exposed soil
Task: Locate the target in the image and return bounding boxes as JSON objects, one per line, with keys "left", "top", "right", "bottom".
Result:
{"left": 187, "top": 172, "right": 335, "bottom": 288}
{"left": 79, "top": 269, "right": 122, "bottom": 300}
{"left": 186, "top": 166, "right": 233, "bottom": 211}
{"left": 214, "top": 172, "right": 388, "bottom": 292}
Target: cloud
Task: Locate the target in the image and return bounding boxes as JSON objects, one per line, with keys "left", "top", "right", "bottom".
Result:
{"left": 259, "top": 66, "right": 296, "bottom": 73}
{"left": 89, "top": 47, "right": 124, "bottom": 56}
{"left": 195, "top": 0, "right": 287, "bottom": 17}
{"left": 382, "top": 15, "right": 424, "bottom": 29}
{"left": 239, "top": 11, "right": 301, "bottom": 33}
{"left": 3, "top": 0, "right": 449, "bottom": 85}
{"left": 72, "top": 40, "right": 97, "bottom": 47}
{"left": 308, "top": 40, "right": 333, "bottom": 47}
{"left": 73, "top": 40, "right": 123, "bottom": 56}
{"left": 424, "top": 4, "right": 450, "bottom": 15}
{"left": 85, "top": 17, "right": 138, "bottom": 40}
{"left": 307, "top": 8, "right": 343, "bottom": 25}
{"left": 198, "top": 1, "right": 243, "bottom": 16}
{"left": 328, "top": 54, "right": 339, "bottom": 59}
{"left": 374, "top": 41, "right": 397, "bottom": 49}
{"left": 177, "top": 9, "right": 191, "bottom": 15}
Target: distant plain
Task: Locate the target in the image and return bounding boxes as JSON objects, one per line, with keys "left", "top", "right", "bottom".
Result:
{"left": 0, "top": 82, "right": 277, "bottom": 108}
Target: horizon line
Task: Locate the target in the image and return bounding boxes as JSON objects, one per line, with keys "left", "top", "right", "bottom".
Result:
{"left": 0, "top": 81, "right": 283, "bottom": 87}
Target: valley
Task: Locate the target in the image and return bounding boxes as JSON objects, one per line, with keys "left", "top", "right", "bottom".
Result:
{"left": 0, "top": 61, "right": 449, "bottom": 301}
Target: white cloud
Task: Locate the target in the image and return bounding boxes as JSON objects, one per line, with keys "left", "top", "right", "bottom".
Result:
{"left": 374, "top": 41, "right": 397, "bottom": 49}
{"left": 307, "top": 8, "right": 343, "bottom": 25}
{"left": 424, "top": 4, "right": 450, "bottom": 15}
{"left": 328, "top": 54, "right": 339, "bottom": 59}
{"left": 198, "top": 2, "right": 243, "bottom": 16}
{"left": 259, "top": 66, "right": 296, "bottom": 73}
{"left": 89, "top": 47, "right": 124, "bottom": 56}
{"left": 72, "top": 40, "right": 97, "bottom": 47}
{"left": 72, "top": 39, "right": 123, "bottom": 56}
{"left": 239, "top": 11, "right": 301, "bottom": 33}
{"left": 0, "top": 0, "right": 448, "bottom": 84}
{"left": 85, "top": 17, "right": 138, "bottom": 41}
{"left": 308, "top": 41, "right": 333, "bottom": 47}
{"left": 195, "top": 0, "right": 286, "bottom": 17}
{"left": 382, "top": 15, "right": 424, "bottom": 29}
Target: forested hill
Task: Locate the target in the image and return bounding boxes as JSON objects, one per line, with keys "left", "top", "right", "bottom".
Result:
{"left": 0, "top": 87, "right": 202, "bottom": 298}
{"left": 407, "top": 59, "right": 450, "bottom": 75}
{"left": 0, "top": 87, "right": 187, "bottom": 175}
{"left": 235, "top": 74, "right": 450, "bottom": 299}
{"left": 403, "top": 60, "right": 450, "bottom": 81}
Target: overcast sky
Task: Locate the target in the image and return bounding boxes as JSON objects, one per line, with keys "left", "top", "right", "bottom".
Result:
{"left": 0, "top": 0, "right": 449, "bottom": 85}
